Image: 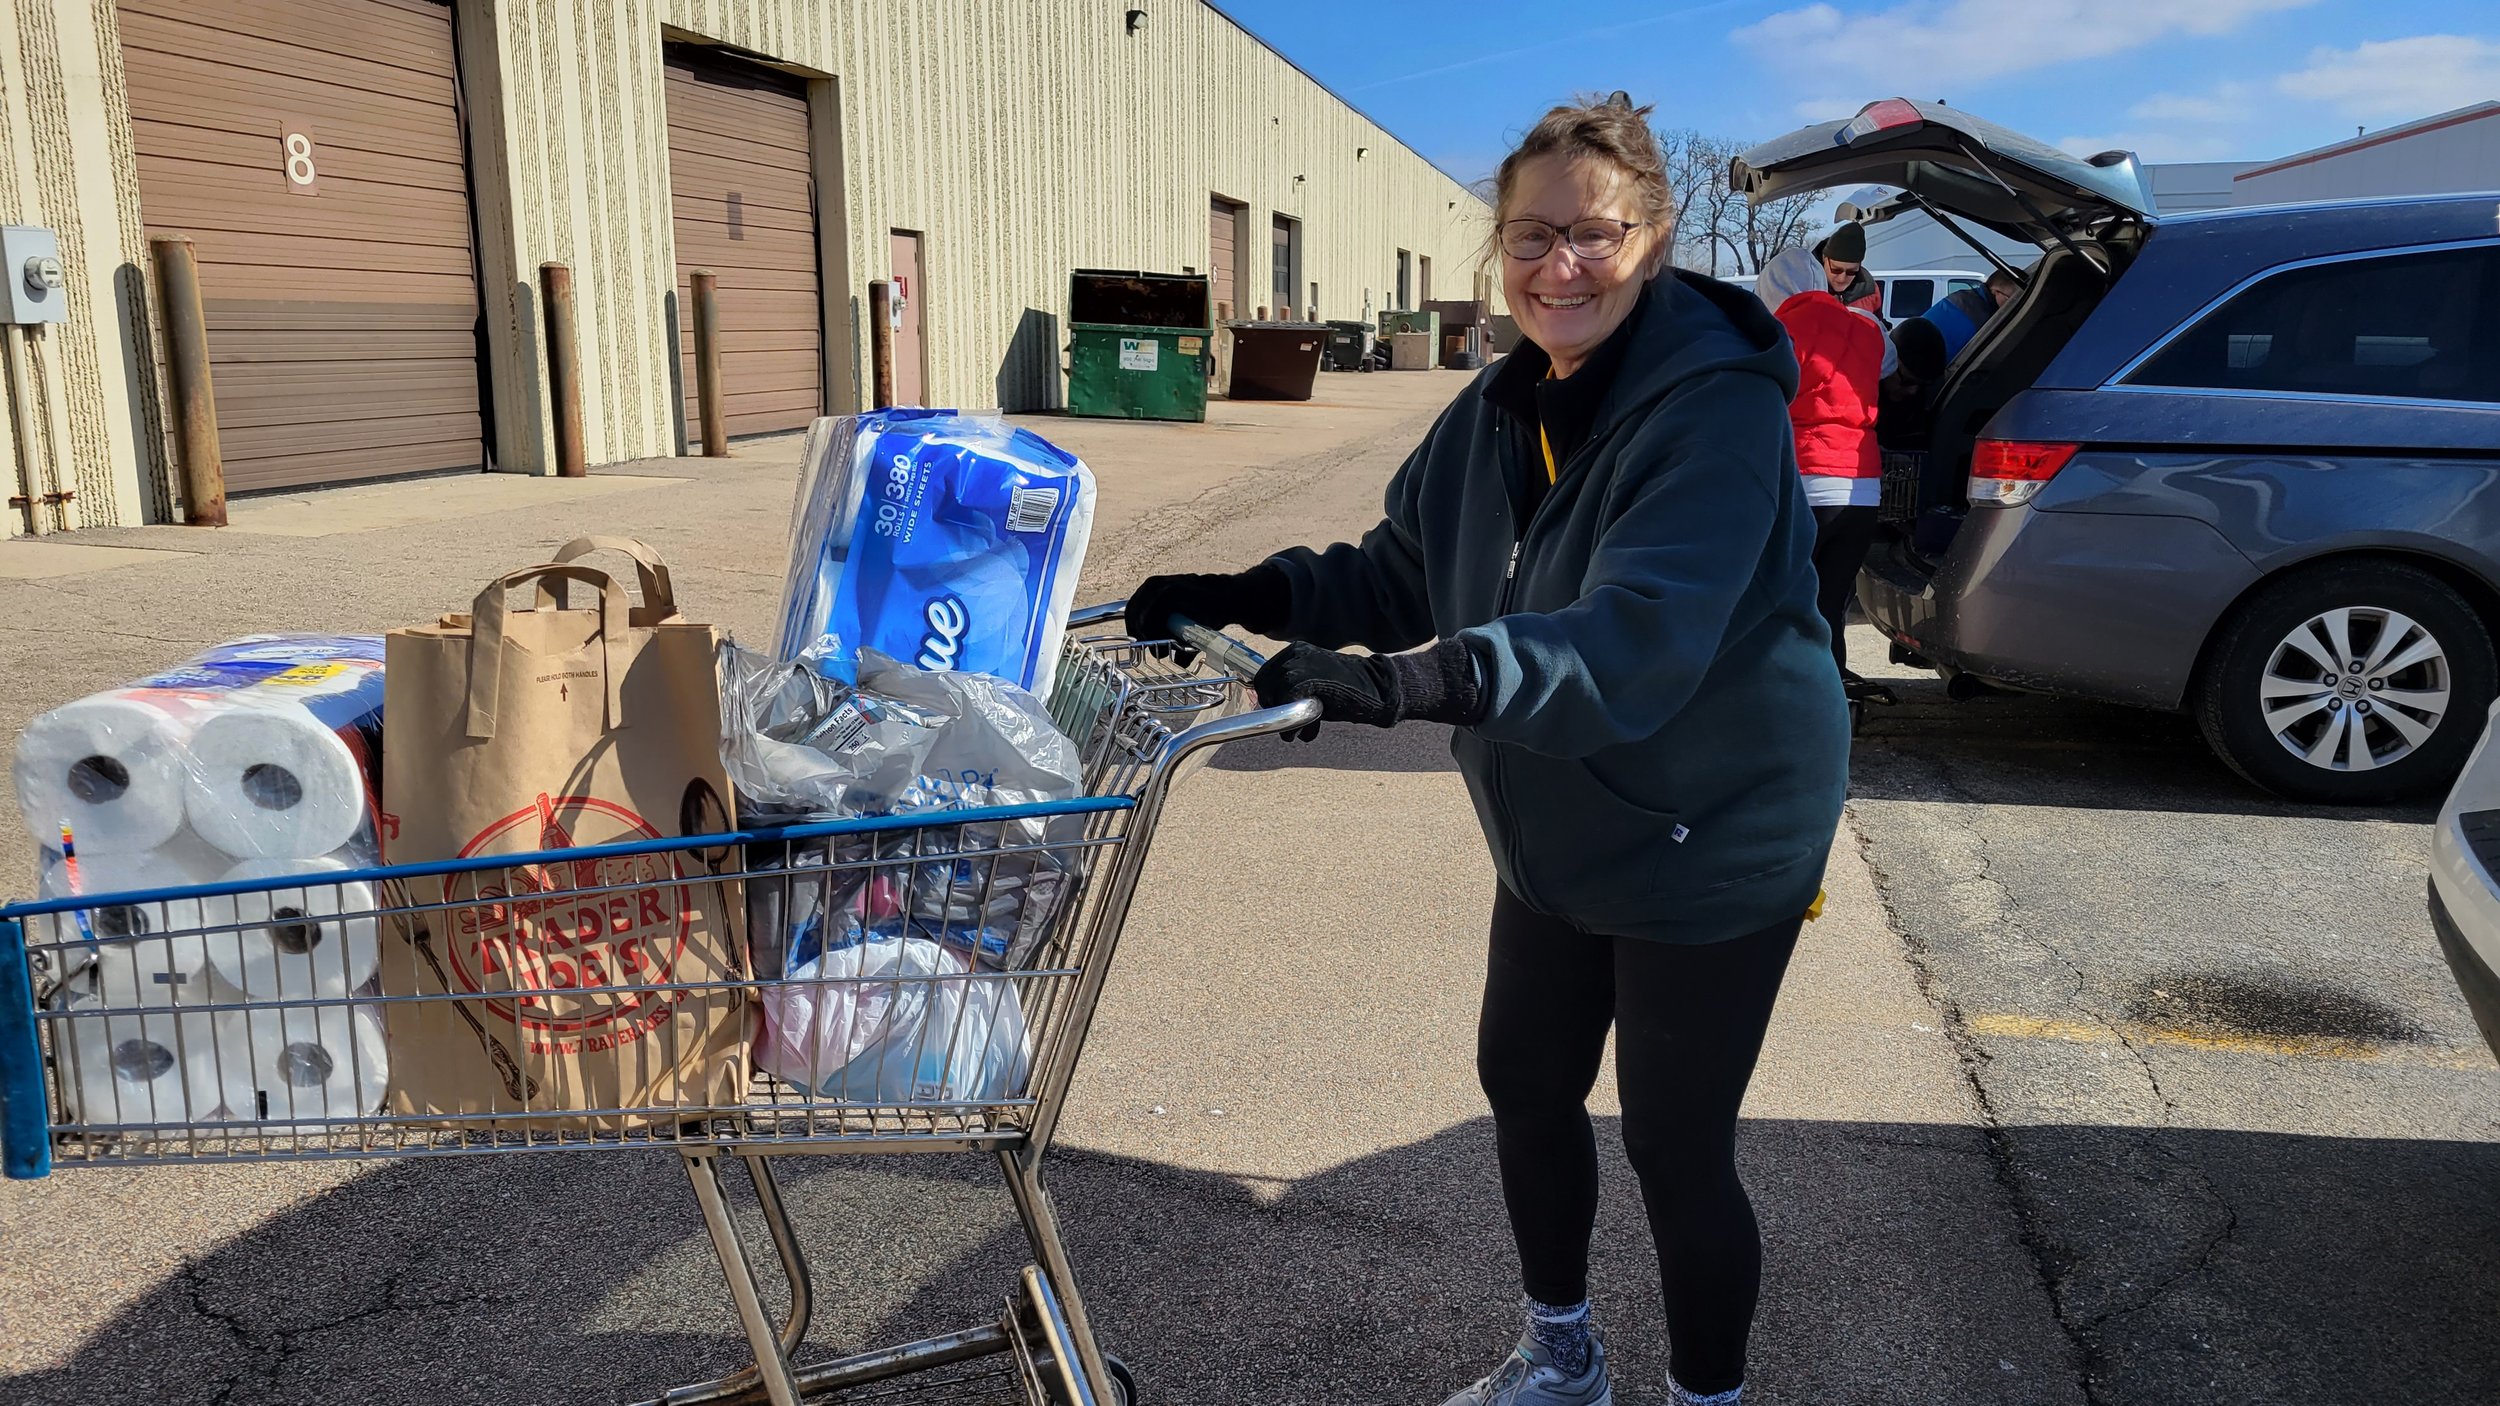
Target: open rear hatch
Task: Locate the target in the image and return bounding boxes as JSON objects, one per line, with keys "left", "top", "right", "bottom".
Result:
{"left": 1730, "top": 98, "right": 2155, "bottom": 244}
{"left": 1734, "top": 100, "right": 2157, "bottom": 566}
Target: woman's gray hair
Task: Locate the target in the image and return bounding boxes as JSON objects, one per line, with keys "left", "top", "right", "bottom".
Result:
{"left": 1482, "top": 92, "right": 1676, "bottom": 273}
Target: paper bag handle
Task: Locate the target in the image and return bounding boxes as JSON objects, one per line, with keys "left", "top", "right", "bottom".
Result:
{"left": 467, "top": 563, "right": 631, "bottom": 740}
{"left": 536, "top": 536, "right": 679, "bottom": 619}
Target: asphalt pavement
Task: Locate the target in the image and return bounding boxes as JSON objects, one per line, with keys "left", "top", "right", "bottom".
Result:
{"left": 0, "top": 369, "right": 2491, "bottom": 1405}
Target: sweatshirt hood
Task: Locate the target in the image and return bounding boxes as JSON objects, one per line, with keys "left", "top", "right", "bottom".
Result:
{"left": 1755, "top": 247, "right": 1827, "bottom": 310}
{"left": 1485, "top": 269, "right": 1799, "bottom": 446}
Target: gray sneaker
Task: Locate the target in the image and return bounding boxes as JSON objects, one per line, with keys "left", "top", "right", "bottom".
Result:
{"left": 1439, "top": 1329, "right": 1611, "bottom": 1406}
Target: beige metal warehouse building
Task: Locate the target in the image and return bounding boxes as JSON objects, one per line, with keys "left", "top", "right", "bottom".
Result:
{"left": 0, "top": 0, "right": 1493, "bottom": 531}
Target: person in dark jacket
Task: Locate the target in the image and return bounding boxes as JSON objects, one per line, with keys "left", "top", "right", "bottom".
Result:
{"left": 1126, "top": 93, "right": 1847, "bottom": 1406}
{"left": 1812, "top": 220, "right": 1876, "bottom": 307}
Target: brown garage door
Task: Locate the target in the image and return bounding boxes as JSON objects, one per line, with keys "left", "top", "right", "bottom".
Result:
{"left": 119, "top": 0, "right": 483, "bottom": 492}
{"left": 666, "top": 49, "right": 822, "bottom": 439}
{"left": 1209, "top": 198, "right": 1238, "bottom": 317}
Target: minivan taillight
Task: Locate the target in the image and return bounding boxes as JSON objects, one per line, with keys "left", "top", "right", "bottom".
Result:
{"left": 1844, "top": 99, "right": 1924, "bottom": 140}
{"left": 1968, "top": 439, "right": 2080, "bottom": 508}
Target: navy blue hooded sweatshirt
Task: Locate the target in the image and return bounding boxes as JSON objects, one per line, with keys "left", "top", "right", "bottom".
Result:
{"left": 1265, "top": 271, "right": 1849, "bottom": 943}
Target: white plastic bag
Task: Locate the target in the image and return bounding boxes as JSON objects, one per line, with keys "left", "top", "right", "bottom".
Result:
{"left": 757, "top": 930, "right": 1030, "bottom": 1102}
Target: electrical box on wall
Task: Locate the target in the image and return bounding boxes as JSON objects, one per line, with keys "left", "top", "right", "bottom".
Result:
{"left": 2, "top": 226, "right": 67, "bottom": 325}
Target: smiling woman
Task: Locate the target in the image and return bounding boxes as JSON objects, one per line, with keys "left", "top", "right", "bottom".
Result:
{"left": 1124, "top": 89, "right": 1849, "bottom": 1406}
{"left": 1489, "top": 96, "right": 1677, "bottom": 376}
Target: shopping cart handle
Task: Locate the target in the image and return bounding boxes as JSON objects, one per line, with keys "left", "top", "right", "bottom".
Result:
{"left": 1071, "top": 600, "right": 1322, "bottom": 747}
{"left": 1071, "top": 599, "right": 1271, "bottom": 680}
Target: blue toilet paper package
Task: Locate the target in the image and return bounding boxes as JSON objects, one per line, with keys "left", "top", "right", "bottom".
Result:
{"left": 776, "top": 410, "right": 1096, "bottom": 696}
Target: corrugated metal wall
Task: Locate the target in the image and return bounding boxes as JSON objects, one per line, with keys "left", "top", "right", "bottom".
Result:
{"left": 0, "top": 0, "right": 164, "bottom": 534}
{"left": 2, "top": 0, "right": 1493, "bottom": 523}
{"left": 483, "top": 0, "right": 1492, "bottom": 463}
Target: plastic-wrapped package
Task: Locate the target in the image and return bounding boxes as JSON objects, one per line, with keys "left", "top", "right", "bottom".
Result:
{"left": 756, "top": 928, "right": 1030, "bottom": 1103}
{"left": 722, "top": 641, "right": 1085, "bottom": 973}
{"left": 11, "top": 635, "right": 384, "bottom": 862}
{"left": 776, "top": 410, "right": 1096, "bottom": 697}
{"left": 14, "top": 635, "right": 394, "bottom": 1137}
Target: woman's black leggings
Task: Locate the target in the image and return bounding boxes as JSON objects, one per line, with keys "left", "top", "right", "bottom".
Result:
{"left": 1477, "top": 885, "right": 1802, "bottom": 1395}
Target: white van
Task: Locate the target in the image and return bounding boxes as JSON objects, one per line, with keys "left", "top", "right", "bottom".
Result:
{"left": 1719, "top": 268, "right": 1987, "bottom": 322}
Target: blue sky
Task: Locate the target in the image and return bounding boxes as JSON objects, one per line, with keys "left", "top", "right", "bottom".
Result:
{"left": 1214, "top": 0, "right": 2500, "bottom": 183}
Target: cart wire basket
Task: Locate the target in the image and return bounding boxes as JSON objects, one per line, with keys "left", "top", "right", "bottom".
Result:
{"left": 0, "top": 604, "right": 1315, "bottom": 1406}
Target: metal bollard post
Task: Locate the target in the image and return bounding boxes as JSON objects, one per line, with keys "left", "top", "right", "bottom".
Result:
{"left": 149, "top": 236, "right": 226, "bottom": 527}
{"left": 540, "top": 261, "right": 585, "bottom": 478}
{"left": 691, "top": 270, "right": 727, "bottom": 457}
{"left": 868, "top": 279, "right": 895, "bottom": 409}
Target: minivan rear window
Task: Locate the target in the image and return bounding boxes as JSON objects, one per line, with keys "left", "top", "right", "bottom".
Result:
{"left": 2127, "top": 245, "right": 2500, "bottom": 404}
{"left": 1888, "top": 278, "right": 1936, "bottom": 318}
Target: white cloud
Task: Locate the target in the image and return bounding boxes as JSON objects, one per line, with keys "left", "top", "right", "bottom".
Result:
{"left": 2054, "top": 130, "right": 2238, "bottom": 163}
{"left": 2048, "top": 83, "right": 2259, "bottom": 163}
{"left": 2277, "top": 36, "right": 2500, "bottom": 120}
{"left": 2127, "top": 82, "right": 2257, "bottom": 125}
{"left": 1790, "top": 96, "right": 1863, "bottom": 123}
{"left": 1734, "top": 0, "right": 2318, "bottom": 91}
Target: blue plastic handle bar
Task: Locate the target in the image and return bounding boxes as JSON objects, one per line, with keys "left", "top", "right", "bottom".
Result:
{"left": 0, "top": 919, "right": 51, "bottom": 1179}
{"left": 0, "top": 795, "right": 1132, "bottom": 922}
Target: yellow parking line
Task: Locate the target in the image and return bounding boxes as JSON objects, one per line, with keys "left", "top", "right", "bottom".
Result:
{"left": 1964, "top": 1012, "right": 2488, "bottom": 1069}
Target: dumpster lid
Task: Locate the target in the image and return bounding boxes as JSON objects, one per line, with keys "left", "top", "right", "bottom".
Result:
{"left": 1070, "top": 269, "right": 1209, "bottom": 331}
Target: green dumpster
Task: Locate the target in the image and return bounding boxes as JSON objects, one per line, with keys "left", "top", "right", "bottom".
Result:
{"left": 1066, "top": 269, "right": 1210, "bottom": 422}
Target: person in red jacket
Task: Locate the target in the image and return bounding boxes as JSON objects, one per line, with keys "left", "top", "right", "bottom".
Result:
{"left": 1755, "top": 247, "right": 1884, "bottom": 685}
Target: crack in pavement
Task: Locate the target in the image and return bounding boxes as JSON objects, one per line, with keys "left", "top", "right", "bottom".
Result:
{"left": 175, "top": 1247, "right": 525, "bottom": 1406}
{"left": 1920, "top": 755, "right": 2245, "bottom": 1345}
{"left": 1080, "top": 413, "right": 1444, "bottom": 589}
{"left": 1854, "top": 740, "right": 2249, "bottom": 1404}
{"left": 1845, "top": 812, "right": 2100, "bottom": 1405}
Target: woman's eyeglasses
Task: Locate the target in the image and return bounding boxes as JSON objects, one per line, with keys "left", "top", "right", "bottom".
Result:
{"left": 1499, "top": 218, "right": 1647, "bottom": 262}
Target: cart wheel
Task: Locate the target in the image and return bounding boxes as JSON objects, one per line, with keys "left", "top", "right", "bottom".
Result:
{"left": 1104, "top": 1354, "right": 1137, "bottom": 1406}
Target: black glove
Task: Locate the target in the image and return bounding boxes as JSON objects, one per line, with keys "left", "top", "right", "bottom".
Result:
{"left": 1125, "top": 565, "right": 1292, "bottom": 645}
{"left": 1251, "top": 640, "right": 1484, "bottom": 741}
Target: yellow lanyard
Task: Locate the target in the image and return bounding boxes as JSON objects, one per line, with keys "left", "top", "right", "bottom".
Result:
{"left": 1538, "top": 368, "right": 1559, "bottom": 485}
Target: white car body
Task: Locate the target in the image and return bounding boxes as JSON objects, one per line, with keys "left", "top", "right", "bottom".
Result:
{"left": 2426, "top": 700, "right": 2500, "bottom": 1063}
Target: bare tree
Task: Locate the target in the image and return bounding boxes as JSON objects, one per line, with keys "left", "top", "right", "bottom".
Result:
{"left": 1659, "top": 128, "right": 1747, "bottom": 276}
{"left": 1742, "top": 189, "right": 1822, "bottom": 273}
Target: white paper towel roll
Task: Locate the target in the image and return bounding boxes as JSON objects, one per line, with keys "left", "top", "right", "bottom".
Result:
{"left": 204, "top": 854, "right": 381, "bottom": 1000}
{"left": 42, "top": 842, "right": 224, "bottom": 1007}
{"left": 54, "top": 987, "right": 246, "bottom": 1128}
{"left": 185, "top": 706, "right": 374, "bottom": 860}
{"left": 12, "top": 695, "right": 193, "bottom": 853}
{"left": 215, "top": 1004, "right": 389, "bottom": 1131}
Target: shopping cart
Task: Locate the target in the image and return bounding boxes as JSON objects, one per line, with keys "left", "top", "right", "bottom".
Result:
{"left": 0, "top": 605, "right": 1314, "bottom": 1406}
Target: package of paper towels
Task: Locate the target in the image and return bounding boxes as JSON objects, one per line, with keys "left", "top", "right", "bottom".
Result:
{"left": 776, "top": 410, "right": 1095, "bottom": 696}
{"left": 12, "top": 635, "right": 384, "bottom": 862}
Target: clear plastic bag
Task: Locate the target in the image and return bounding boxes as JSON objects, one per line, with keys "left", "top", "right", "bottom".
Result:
{"left": 776, "top": 410, "right": 1096, "bottom": 696}
{"left": 722, "top": 642, "right": 1085, "bottom": 974}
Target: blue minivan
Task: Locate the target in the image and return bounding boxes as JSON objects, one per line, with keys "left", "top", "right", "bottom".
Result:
{"left": 1736, "top": 100, "right": 2500, "bottom": 804}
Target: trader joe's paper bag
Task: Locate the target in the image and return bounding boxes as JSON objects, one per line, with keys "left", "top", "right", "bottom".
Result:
{"left": 379, "top": 542, "right": 747, "bottom": 1130}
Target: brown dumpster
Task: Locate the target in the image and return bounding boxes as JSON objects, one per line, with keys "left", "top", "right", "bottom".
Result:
{"left": 1225, "top": 321, "right": 1327, "bottom": 400}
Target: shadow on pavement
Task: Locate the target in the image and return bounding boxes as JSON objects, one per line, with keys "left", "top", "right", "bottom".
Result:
{"left": 1210, "top": 715, "right": 1460, "bottom": 770}
{"left": 1849, "top": 679, "right": 2439, "bottom": 824}
{"left": 12, "top": 1119, "right": 2496, "bottom": 1405}
{"left": 1208, "top": 719, "right": 1459, "bottom": 774}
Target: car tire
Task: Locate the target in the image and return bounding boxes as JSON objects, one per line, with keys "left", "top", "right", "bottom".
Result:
{"left": 2196, "top": 561, "right": 2497, "bottom": 805}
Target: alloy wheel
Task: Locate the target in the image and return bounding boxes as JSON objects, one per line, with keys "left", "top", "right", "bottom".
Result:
{"left": 2258, "top": 605, "right": 2451, "bottom": 773}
